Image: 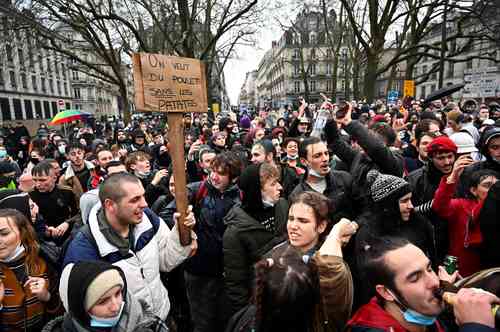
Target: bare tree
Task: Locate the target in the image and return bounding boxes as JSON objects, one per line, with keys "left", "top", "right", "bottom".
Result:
{"left": 340, "top": 0, "right": 499, "bottom": 101}
{"left": 1, "top": 0, "right": 267, "bottom": 122}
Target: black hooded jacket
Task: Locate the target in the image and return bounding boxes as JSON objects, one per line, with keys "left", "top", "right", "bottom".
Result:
{"left": 407, "top": 161, "right": 450, "bottom": 262}
{"left": 478, "top": 181, "right": 500, "bottom": 269}
{"left": 324, "top": 120, "right": 404, "bottom": 214}
{"left": 223, "top": 164, "right": 288, "bottom": 316}
{"left": 457, "top": 127, "right": 500, "bottom": 197}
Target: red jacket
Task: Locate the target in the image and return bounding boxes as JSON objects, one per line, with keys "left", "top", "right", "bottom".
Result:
{"left": 347, "top": 297, "right": 446, "bottom": 332}
{"left": 432, "top": 177, "right": 483, "bottom": 277}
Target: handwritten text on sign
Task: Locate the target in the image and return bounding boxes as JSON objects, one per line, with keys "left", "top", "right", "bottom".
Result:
{"left": 133, "top": 53, "right": 208, "bottom": 113}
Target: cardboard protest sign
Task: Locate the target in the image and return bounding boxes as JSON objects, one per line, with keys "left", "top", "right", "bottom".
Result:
{"left": 133, "top": 53, "right": 208, "bottom": 113}
{"left": 133, "top": 53, "right": 208, "bottom": 246}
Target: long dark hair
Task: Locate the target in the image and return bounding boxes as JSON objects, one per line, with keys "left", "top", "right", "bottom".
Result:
{"left": 253, "top": 247, "right": 320, "bottom": 332}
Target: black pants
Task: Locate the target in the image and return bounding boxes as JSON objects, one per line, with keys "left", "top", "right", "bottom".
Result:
{"left": 184, "top": 271, "right": 228, "bottom": 332}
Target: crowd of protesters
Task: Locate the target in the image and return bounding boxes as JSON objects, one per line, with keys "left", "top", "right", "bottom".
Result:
{"left": 0, "top": 96, "right": 499, "bottom": 332}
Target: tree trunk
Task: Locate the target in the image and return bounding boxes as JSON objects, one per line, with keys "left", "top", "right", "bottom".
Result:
{"left": 385, "top": 65, "right": 397, "bottom": 96}
{"left": 205, "top": 61, "right": 215, "bottom": 122}
{"left": 332, "top": 56, "right": 339, "bottom": 101}
{"left": 119, "top": 83, "right": 131, "bottom": 124}
{"left": 364, "top": 52, "right": 378, "bottom": 102}
{"left": 352, "top": 63, "right": 360, "bottom": 100}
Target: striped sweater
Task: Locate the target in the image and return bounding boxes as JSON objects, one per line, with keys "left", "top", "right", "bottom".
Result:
{"left": 0, "top": 254, "right": 61, "bottom": 332}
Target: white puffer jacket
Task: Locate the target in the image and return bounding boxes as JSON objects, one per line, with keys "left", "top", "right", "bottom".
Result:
{"left": 63, "top": 203, "right": 192, "bottom": 320}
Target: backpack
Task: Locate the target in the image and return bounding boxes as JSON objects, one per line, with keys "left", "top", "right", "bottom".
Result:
{"left": 39, "top": 218, "right": 97, "bottom": 273}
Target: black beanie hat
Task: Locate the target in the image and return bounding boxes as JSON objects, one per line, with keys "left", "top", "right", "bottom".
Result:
{"left": 367, "top": 170, "right": 411, "bottom": 205}
{"left": 65, "top": 261, "right": 127, "bottom": 327}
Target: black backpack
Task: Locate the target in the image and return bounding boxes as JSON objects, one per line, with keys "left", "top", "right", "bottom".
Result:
{"left": 39, "top": 220, "right": 97, "bottom": 273}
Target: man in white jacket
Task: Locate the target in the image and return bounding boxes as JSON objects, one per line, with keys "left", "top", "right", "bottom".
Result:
{"left": 63, "top": 172, "right": 197, "bottom": 320}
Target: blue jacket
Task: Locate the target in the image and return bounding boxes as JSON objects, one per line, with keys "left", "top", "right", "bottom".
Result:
{"left": 184, "top": 181, "right": 241, "bottom": 277}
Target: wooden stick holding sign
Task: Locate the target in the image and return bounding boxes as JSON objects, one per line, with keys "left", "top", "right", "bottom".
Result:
{"left": 133, "top": 52, "right": 208, "bottom": 245}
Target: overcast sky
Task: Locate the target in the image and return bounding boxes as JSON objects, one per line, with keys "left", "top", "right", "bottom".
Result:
{"left": 223, "top": 23, "right": 283, "bottom": 105}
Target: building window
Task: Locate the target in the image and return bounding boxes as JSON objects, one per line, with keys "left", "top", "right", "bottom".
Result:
{"left": 64, "top": 82, "right": 68, "bottom": 95}
{"left": 47, "top": 59, "right": 52, "bottom": 73}
{"left": 310, "top": 49, "right": 316, "bottom": 59}
{"left": 32, "top": 75, "right": 37, "bottom": 91}
{"left": 309, "top": 18, "right": 317, "bottom": 30}
{"left": 430, "top": 84, "right": 436, "bottom": 93}
{"left": 327, "top": 63, "right": 333, "bottom": 75}
{"left": 326, "top": 49, "right": 332, "bottom": 58}
{"left": 293, "top": 49, "right": 300, "bottom": 59}
{"left": 294, "top": 64, "right": 300, "bottom": 75}
{"left": 6, "top": 44, "right": 13, "bottom": 62}
{"left": 74, "top": 87, "right": 81, "bottom": 99}
{"left": 62, "top": 63, "right": 66, "bottom": 79}
{"left": 28, "top": 49, "right": 34, "bottom": 68}
{"left": 72, "top": 70, "right": 79, "bottom": 80}
{"left": 326, "top": 80, "right": 333, "bottom": 92}
{"left": 294, "top": 81, "right": 301, "bottom": 93}
{"left": 9, "top": 71, "right": 17, "bottom": 88}
{"left": 18, "top": 49, "right": 24, "bottom": 67}
{"left": 294, "top": 34, "right": 300, "bottom": 45}
{"left": 308, "top": 63, "right": 317, "bottom": 76}
{"left": 49, "top": 78, "right": 53, "bottom": 93}
{"left": 310, "top": 80, "right": 317, "bottom": 92}
{"left": 39, "top": 55, "right": 44, "bottom": 71}
{"left": 21, "top": 73, "right": 27, "bottom": 89}
{"left": 420, "top": 86, "right": 426, "bottom": 99}
{"left": 466, "top": 59, "right": 473, "bottom": 69}
{"left": 447, "top": 62, "right": 454, "bottom": 78}
{"left": 57, "top": 81, "right": 61, "bottom": 95}
{"left": 310, "top": 33, "right": 316, "bottom": 45}
{"left": 41, "top": 77, "right": 46, "bottom": 93}
{"left": 0, "top": 68, "right": 3, "bottom": 85}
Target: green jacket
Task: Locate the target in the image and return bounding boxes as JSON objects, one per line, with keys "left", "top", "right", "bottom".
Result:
{"left": 223, "top": 199, "right": 289, "bottom": 316}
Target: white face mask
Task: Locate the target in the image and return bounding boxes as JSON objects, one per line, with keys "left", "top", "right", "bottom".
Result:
{"left": 0, "top": 243, "right": 25, "bottom": 263}
{"left": 308, "top": 167, "right": 326, "bottom": 179}
{"left": 262, "top": 199, "right": 275, "bottom": 208}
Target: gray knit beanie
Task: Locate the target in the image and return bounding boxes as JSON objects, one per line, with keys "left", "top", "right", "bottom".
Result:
{"left": 367, "top": 170, "right": 411, "bottom": 203}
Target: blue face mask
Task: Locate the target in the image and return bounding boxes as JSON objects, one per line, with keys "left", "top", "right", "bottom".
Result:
{"left": 0, "top": 150, "right": 7, "bottom": 159}
{"left": 403, "top": 308, "right": 437, "bottom": 326}
{"left": 388, "top": 289, "right": 437, "bottom": 326}
{"left": 89, "top": 302, "right": 124, "bottom": 328}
